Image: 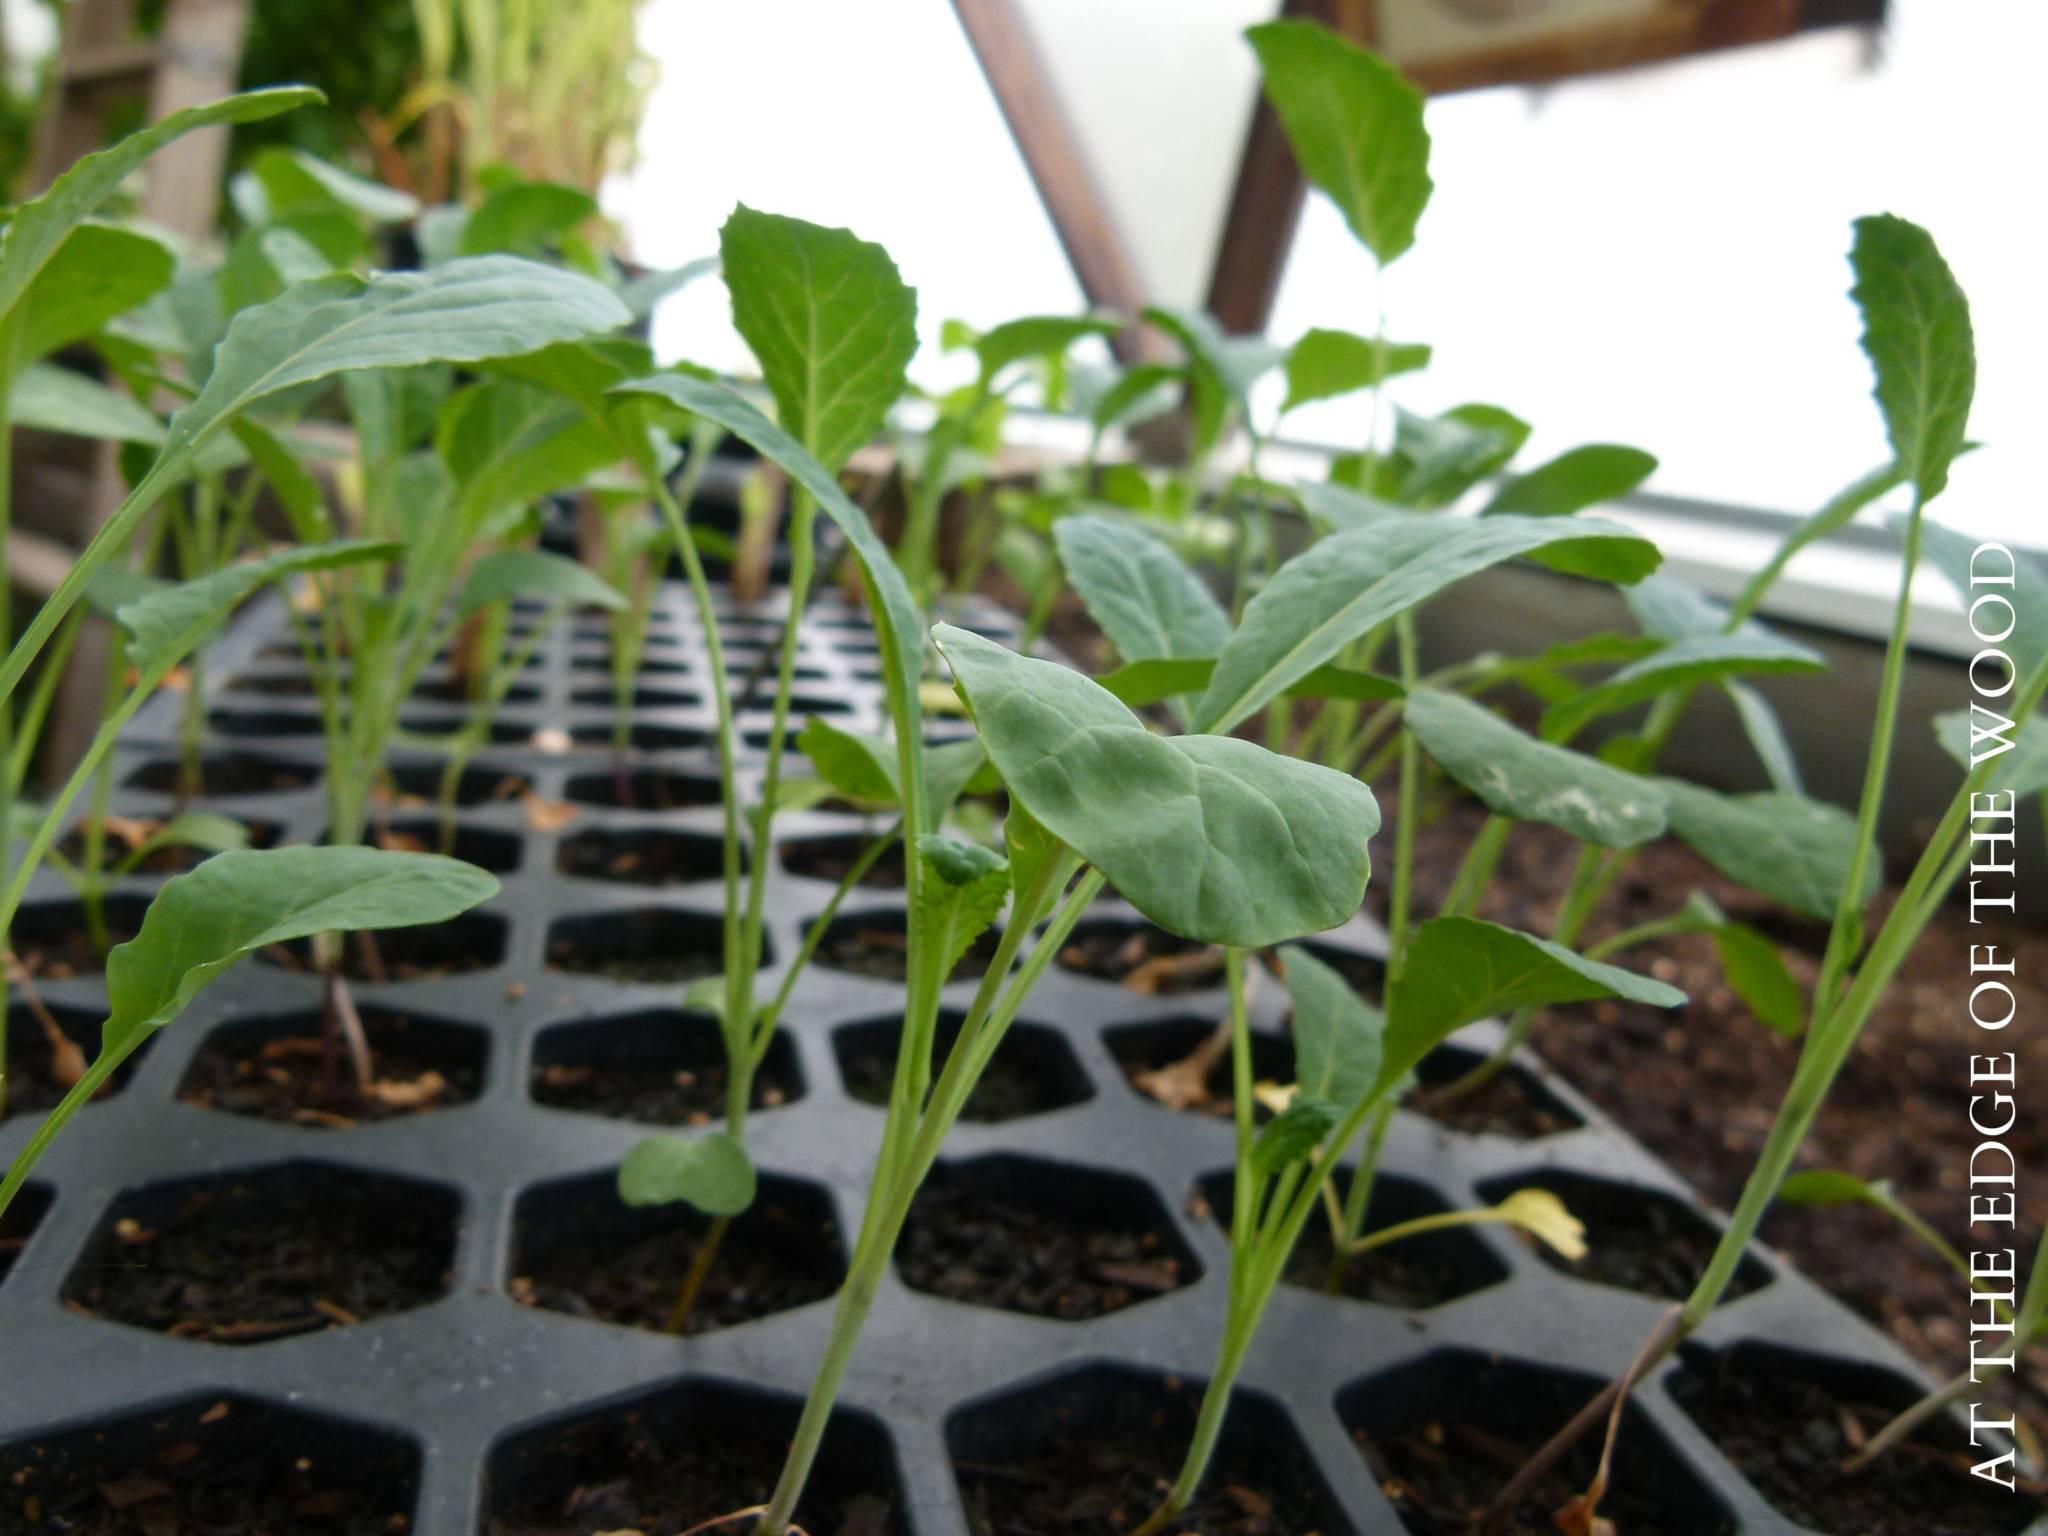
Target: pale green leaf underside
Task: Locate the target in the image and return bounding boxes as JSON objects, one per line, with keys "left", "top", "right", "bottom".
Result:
{"left": 1281, "top": 943, "right": 1383, "bottom": 1111}
{"left": 936, "top": 625, "right": 1379, "bottom": 948}
{"left": 1849, "top": 214, "right": 1974, "bottom": 503}
{"left": 1543, "top": 631, "right": 1826, "bottom": 741}
{"left": 1656, "top": 780, "right": 1876, "bottom": 920}
{"left": 1934, "top": 709, "right": 2048, "bottom": 796}
{"left": 11, "top": 363, "right": 164, "bottom": 443}
{"left": 1053, "top": 513, "right": 1227, "bottom": 665}
{"left": 1198, "top": 514, "right": 1661, "bottom": 734}
{"left": 1406, "top": 688, "right": 1667, "bottom": 847}
{"left": 459, "top": 548, "right": 625, "bottom": 616}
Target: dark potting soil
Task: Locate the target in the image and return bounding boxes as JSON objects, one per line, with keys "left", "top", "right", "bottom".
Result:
{"left": 509, "top": 1201, "right": 841, "bottom": 1336}
{"left": 545, "top": 934, "right": 720, "bottom": 986}
{"left": 817, "top": 918, "right": 1002, "bottom": 983}
{"left": 1508, "top": 1181, "right": 1766, "bottom": 1303}
{"left": 555, "top": 827, "right": 728, "bottom": 886}
{"left": 529, "top": 1053, "right": 792, "bottom": 1125}
{"left": 269, "top": 917, "right": 503, "bottom": 981}
{"left": 0, "top": 1010, "right": 139, "bottom": 1124}
{"left": 485, "top": 1426, "right": 894, "bottom": 1536}
{"left": 1281, "top": 1214, "right": 1478, "bottom": 1313}
{"left": 781, "top": 834, "right": 908, "bottom": 889}
{"left": 0, "top": 1423, "right": 412, "bottom": 1536}
{"left": 63, "top": 1166, "right": 454, "bottom": 1343}
{"left": 953, "top": 1376, "right": 1327, "bottom": 1536}
{"left": 1356, "top": 1418, "right": 1693, "bottom": 1536}
{"left": 124, "top": 751, "right": 318, "bottom": 796}
{"left": 1668, "top": 1359, "right": 2042, "bottom": 1536}
{"left": 177, "top": 1015, "right": 483, "bottom": 1128}
{"left": 12, "top": 923, "right": 136, "bottom": 981}
{"left": 1057, "top": 924, "right": 1220, "bottom": 995}
{"left": 1410, "top": 1052, "right": 1583, "bottom": 1141}
{"left": 895, "top": 1177, "right": 1190, "bottom": 1320}
{"left": 837, "top": 1021, "right": 1067, "bottom": 1123}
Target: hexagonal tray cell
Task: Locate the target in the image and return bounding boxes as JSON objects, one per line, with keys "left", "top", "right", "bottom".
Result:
{"left": 556, "top": 825, "right": 731, "bottom": 886}
{"left": 507, "top": 1167, "right": 843, "bottom": 1337}
{"left": 528, "top": 1010, "right": 801, "bottom": 1124}
{"left": 810, "top": 909, "right": 1000, "bottom": 984}
{"left": 1055, "top": 917, "right": 1222, "bottom": 994}
{"left": 1293, "top": 937, "right": 1388, "bottom": 1007}
{"left": 1, "top": 1002, "right": 150, "bottom": 1125}
{"left": 0, "top": 1184, "right": 52, "bottom": 1291}
{"left": 63, "top": 1161, "right": 459, "bottom": 1343}
{"left": 178, "top": 1006, "right": 488, "bottom": 1127}
{"left": 949, "top": 1362, "right": 1357, "bottom": 1536}
{"left": 1474, "top": 1169, "right": 1770, "bottom": 1303}
{"left": 1104, "top": 1016, "right": 1290, "bottom": 1124}
{"left": 122, "top": 749, "right": 318, "bottom": 796}
{"left": 1342, "top": 1347, "right": 1731, "bottom": 1536}
{"left": 12, "top": 893, "right": 153, "bottom": 980}
{"left": 383, "top": 760, "right": 532, "bottom": 809}
{"left": 484, "top": 1375, "right": 903, "bottom": 1535}
{"left": 897, "top": 1154, "right": 1199, "bottom": 1320}
{"left": 834, "top": 1011, "right": 1092, "bottom": 1123}
{"left": 412, "top": 676, "right": 543, "bottom": 707}
{"left": 568, "top": 719, "right": 709, "bottom": 751}
{"left": 0, "top": 1393, "right": 420, "bottom": 1534}
{"left": 264, "top": 909, "right": 509, "bottom": 981}
{"left": 58, "top": 810, "right": 280, "bottom": 871}
{"left": 1668, "top": 1341, "right": 2036, "bottom": 1536}
{"left": 779, "top": 831, "right": 907, "bottom": 889}
{"left": 1409, "top": 1042, "right": 1587, "bottom": 1140}
{"left": 1194, "top": 1168, "right": 1507, "bottom": 1311}
{"left": 330, "top": 818, "right": 523, "bottom": 874}
{"left": 545, "top": 907, "right": 736, "bottom": 985}
{"left": 562, "top": 765, "right": 720, "bottom": 810}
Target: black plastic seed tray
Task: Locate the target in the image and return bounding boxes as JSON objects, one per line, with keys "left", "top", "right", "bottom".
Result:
{"left": 1, "top": 587, "right": 2029, "bottom": 1536}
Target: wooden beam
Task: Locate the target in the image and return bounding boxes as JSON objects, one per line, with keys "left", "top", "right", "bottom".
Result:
{"left": 952, "top": 0, "right": 1160, "bottom": 358}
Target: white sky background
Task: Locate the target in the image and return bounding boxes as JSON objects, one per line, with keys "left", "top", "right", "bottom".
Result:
{"left": 616, "top": 0, "right": 2044, "bottom": 547}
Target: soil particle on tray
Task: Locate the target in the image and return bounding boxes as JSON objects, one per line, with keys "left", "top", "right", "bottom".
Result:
{"left": 63, "top": 1166, "right": 456, "bottom": 1343}
{"left": 1056, "top": 923, "right": 1221, "bottom": 994}
{"left": 178, "top": 1011, "right": 483, "bottom": 1128}
{"left": 896, "top": 1172, "right": 1191, "bottom": 1319}
{"left": 1669, "top": 1356, "right": 2043, "bottom": 1536}
{"left": 1356, "top": 1418, "right": 1697, "bottom": 1536}
{"left": 815, "top": 915, "right": 1001, "bottom": 983}
{"left": 511, "top": 1200, "right": 841, "bottom": 1335}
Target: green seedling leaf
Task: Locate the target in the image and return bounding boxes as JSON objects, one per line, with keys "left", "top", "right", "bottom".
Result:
{"left": 458, "top": 548, "right": 626, "bottom": 617}
{"left": 150, "top": 812, "right": 251, "bottom": 855}
{"left": 1395, "top": 404, "right": 1530, "bottom": 506}
{"left": 1280, "top": 944, "right": 1382, "bottom": 1110}
{"left": 1482, "top": 445, "right": 1657, "bottom": 517}
{"left": 1087, "top": 363, "right": 1181, "bottom": 436}
{"left": 1053, "top": 513, "right": 1226, "bottom": 665}
{"left": 247, "top": 146, "right": 420, "bottom": 225}
{"left": 104, "top": 847, "right": 496, "bottom": 1057}
{"left": 1294, "top": 481, "right": 1408, "bottom": 533}
{"left": 1712, "top": 918, "right": 1805, "bottom": 1039}
{"left": 1778, "top": 1169, "right": 1883, "bottom": 1207}
{"left": 974, "top": 312, "right": 1123, "bottom": 385}
{"left": 1542, "top": 631, "right": 1826, "bottom": 741}
{"left": 19, "top": 222, "right": 175, "bottom": 363}
{"left": 617, "top": 1132, "right": 756, "bottom": 1216}
{"left": 1405, "top": 688, "right": 1667, "bottom": 847}
{"left": 720, "top": 205, "right": 918, "bottom": 473}
{"left": 1935, "top": 709, "right": 2048, "bottom": 791}
{"left": 1198, "top": 514, "right": 1661, "bottom": 733}
{"left": 620, "top": 256, "right": 719, "bottom": 322}
{"left": 1849, "top": 214, "right": 1974, "bottom": 503}
{"left": 1724, "top": 680, "right": 1805, "bottom": 795}
{"left": 1625, "top": 575, "right": 1729, "bottom": 642}
{"left": 797, "top": 716, "right": 900, "bottom": 804}
{"left": 232, "top": 418, "right": 331, "bottom": 540}
{"left": 1919, "top": 517, "right": 2048, "bottom": 679}
{"left": 609, "top": 372, "right": 930, "bottom": 828}
{"left": 1380, "top": 917, "right": 1684, "bottom": 1103}
{"left": 437, "top": 377, "right": 620, "bottom": 521}
{"left": 1656, "top": 780, "right": 1876, "bottom": 920}
{"left": 11, "top": 364, "right": 164, "bottom": 443}
{"left": 1095, "top": 656, "right": 1399, "bottom": 712}
{"left": 1250, "top": 1095, "right": 1341, "bottom": 1180}
{"left": 914, "top": 834, "right": 1009, "bottom": 978}
{"left": 1283, "top": 329, "right": 1430, "bottom": 412}
{"left": 1246, "top": 20, "right": 1430, "bottom": 266}
{"left": 934, "top": 625, "right": 1379, "bottom": 948}
{"left": 0, "top": 87, "right": 319, "bottom": 335}
{"left": 117, "top": 539, "right": 400, "bottom": 677}
{"left": 461, "top": 180, "right": 599, "bottom": 257}
{"left": 2016, "top": 1229, "right": 2048, "bottom": 1345}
